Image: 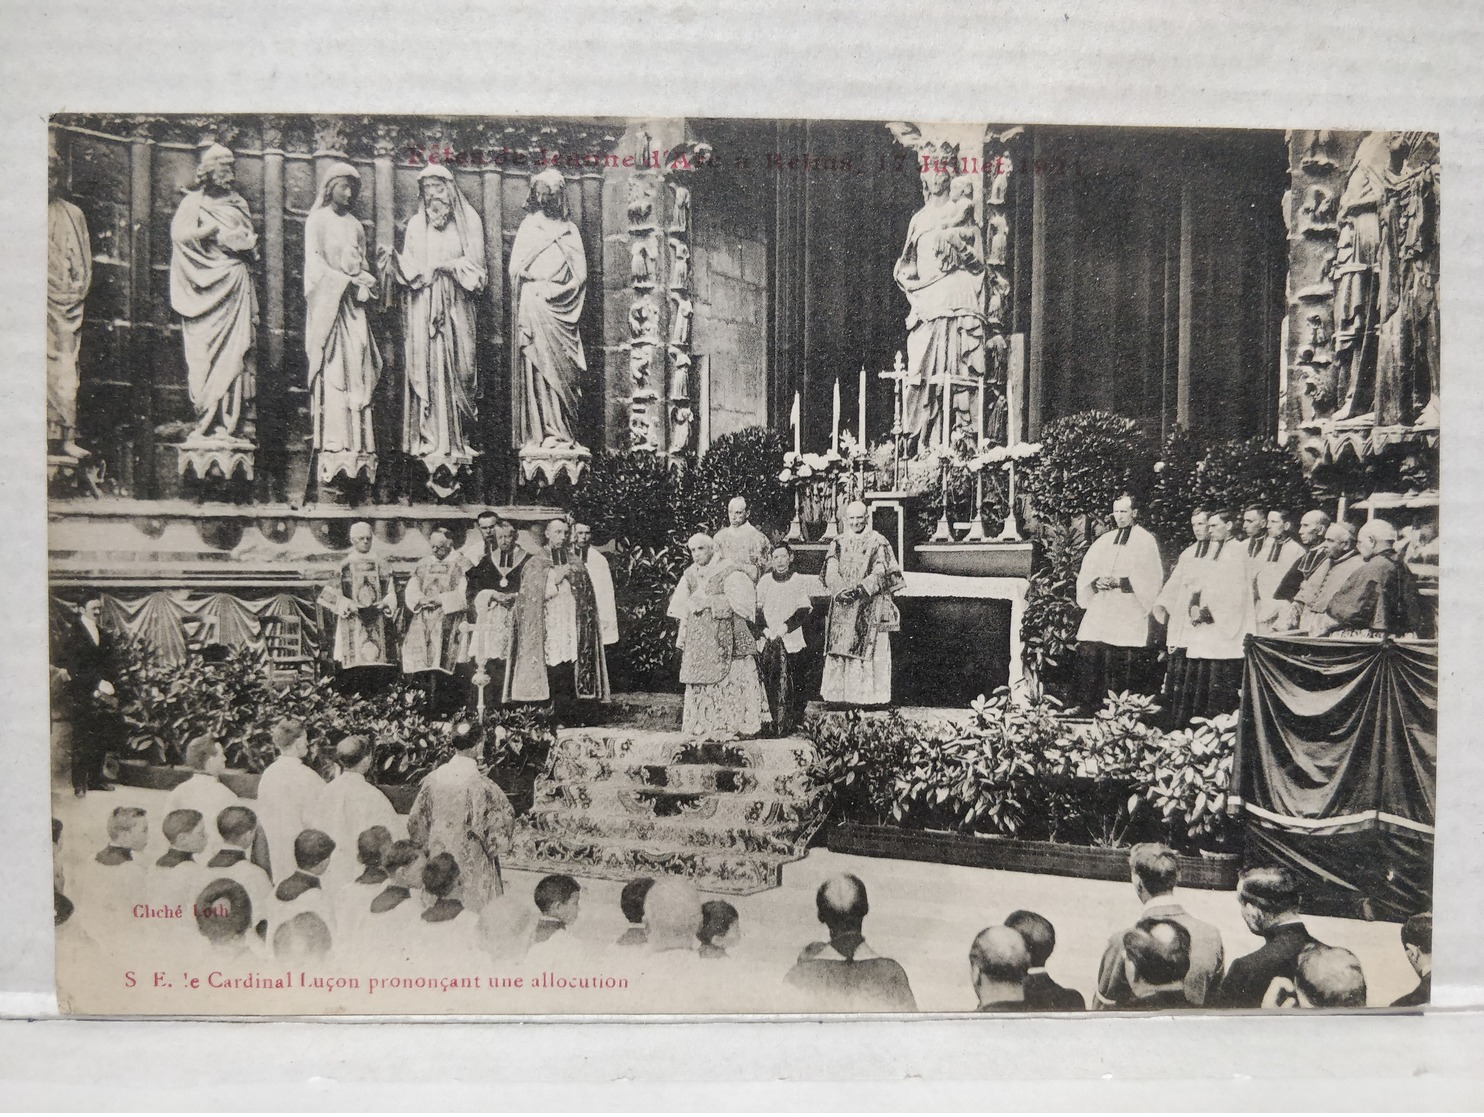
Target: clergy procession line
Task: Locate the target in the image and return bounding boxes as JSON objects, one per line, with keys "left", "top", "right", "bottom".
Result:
{"left": 1069, "top": 494, "right": 1429, "bottom": 725}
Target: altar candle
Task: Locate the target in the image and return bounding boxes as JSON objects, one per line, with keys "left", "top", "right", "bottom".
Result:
{"left": 831, "top": 378, "right": 841, "bottom": 453}
{"left": 858, "top": 365, "right": 867, "bottom": 451}
{"left": 791, "top": 391, "right": 801, "bottom": 456}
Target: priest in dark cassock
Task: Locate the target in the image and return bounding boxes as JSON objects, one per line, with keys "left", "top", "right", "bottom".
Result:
{"left": 1322, "top": 519, "right": 1428, "bottom": 638}
{"left": 1175, "top": 509, "right": 1255, "bottom": 725}
{"left": 402, "top": 528, "right": 469, "bottom": 714}
{"left": 1270, "top": 509, "right": 1332, "bottom": 632}
{"left": 318, "top": 521, "right": 399, "bottom": 694}
{"left": 1295, "top": 522, "right": 1364, "bottom": 636}
{"left": 1070, "top": 494, "right": 1164, "bottom": 716}
{"left": 1152, "top": 510, "right": 1209, "bottom": 723}
{"left": 541, "top": 519, "right": 610, "bottom": 720}
{"left": 52, "top": 593, "right": 124, "bottom": 795}
{"left": 1252, "top": 509, "right": 1306, "bottom": 635}
{"left": 462, "top": 511, "right": 538, "bottom": 706}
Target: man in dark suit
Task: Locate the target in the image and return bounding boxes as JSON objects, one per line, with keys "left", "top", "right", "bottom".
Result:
{"left": 1122, "top": 917, "right": 1194, "bottom": 1011}
{"left": 968, "top": 925, "right": 1033, "bottom": 1012}
{"left": 1215, "top": 866, "right": 1320, "bottom": 1009}
{"left": 1004, "top": 909, "right": 1084, "bottom": 1011}
{"left": 1391, "top": 912, "right": 1432, "bottom": 1008}
{"left": 52, "top": 593, "right": 122, "bottom": 795}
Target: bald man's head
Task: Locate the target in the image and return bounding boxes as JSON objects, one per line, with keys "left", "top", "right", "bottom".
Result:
{"left": 815, "top": 874, "right": 870, "bottom": 935}
{"left": 1358, "top": 519, "right": 1398, "bottom": 559}
{"left": 970, "top": 925, "right": 1032, "bottom": 984}
{"left": 1295, "top": 944, "right": 1368, "bottom": 1009}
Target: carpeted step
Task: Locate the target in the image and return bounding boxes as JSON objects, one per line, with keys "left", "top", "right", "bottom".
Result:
{"left": 506, "top": 725, "right": 826, "bottom": 896}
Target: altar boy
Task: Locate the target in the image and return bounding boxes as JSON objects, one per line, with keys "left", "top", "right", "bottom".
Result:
{"left": 756, "top": 542, "right": 816, "bottom": 736}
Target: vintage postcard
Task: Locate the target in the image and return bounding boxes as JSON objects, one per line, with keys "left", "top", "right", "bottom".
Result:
{"left": 45, "top": 112, "right": 1439, "bottom": 1016}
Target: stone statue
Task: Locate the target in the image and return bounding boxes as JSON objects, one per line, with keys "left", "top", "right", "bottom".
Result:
{"left": 669, "top": 405, "right": 693, "bottom": 454}
{"left": 510, "top": 168, "right": 589, "bottom": 452}
{"left": 668, "top": 237, "right": 691, "bottom": 289}
{"left": 987, "top": 213, "right": 1009, "bottom": 266}
{"left": 626, "top": 177, "right": 656, "bottom": 228}
{"left": 629, "top": 344, "right": 653, "bottom": 386}
{"left": 47, "top": 146, "right": 92, "bottom": 460}
{"left": 669, "top": 292, "right": 694, "bottom": 347}
{"left": 668, "top": 359, "right": 689, "bottom": 401}
{"left": 670, "top": 183, "right": 691, "bottom": 231}
{"left": 1331, "top": 131, "right": 1440, "bottom": 426}
{"left": 380, "top": 164, "right": 487, "bottom": 480}
{"left": 987, "top": 152, "right": 1013, "bottom": 206}
{"left": 304, "top": 162, "right": 382, "bottom": 486}
{"left": 893, "top": 160, "right": 987, "bottom": 454}
{"left": 630, "top": 237, "right": 656, "bottom": 286}
{"left": 629, "top": 295, "right": 660, "bottom": 344}
{"left": 169, "top": 144, "right": 259, "bottom": 445}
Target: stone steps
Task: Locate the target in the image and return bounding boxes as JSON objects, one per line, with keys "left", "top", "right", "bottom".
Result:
{"left": 504, "top": 726, "right": 825, "bottom": 895}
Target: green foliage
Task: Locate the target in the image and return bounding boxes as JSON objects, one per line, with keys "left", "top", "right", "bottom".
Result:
{"left": 687, "top": 426, "right": 794, "bottom": 535}
{"left": 116, "top": 640, "right": 555, "bottom": 787}
{"left": 609, "top": 543, "right": 689, "bottom": 692}
{"left": 1145, "top": 425, "right": 1208, "bottom": 559}
{"left": 1141, "top": 712, "right": 1239, "bottom": 846}
{"left": 807, "top": 689, "right": 1237, "bottom": 852}
{"left": 1020, "top": 519, "right": 1088, "bottom": 702}
{"left": 570, "top": 449, "right": 693, "bottom": 552}
{"left": 1191, "top": 435, "right": 1315, "bottom": 530}
{"left": 1018, "top": 410, "right": 1158, "bottom": 523}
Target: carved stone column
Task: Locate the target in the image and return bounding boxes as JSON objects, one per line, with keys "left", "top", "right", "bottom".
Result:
{"left": 128, "top": 120, "right": 156, "bottom": 496}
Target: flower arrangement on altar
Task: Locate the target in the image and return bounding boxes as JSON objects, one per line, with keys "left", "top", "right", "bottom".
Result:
{"left": 779, "top": 443, "right": 855, "bottom": 538}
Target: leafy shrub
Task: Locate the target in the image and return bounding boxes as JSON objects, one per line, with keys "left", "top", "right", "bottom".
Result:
{"left": 608, "top": 543, "right": 689, "bottom": 692}
{"left": 1018, "top": 410, "right": 1158, "bottom": 524}
{"left": 116, "top": 640, "right": 556, "bottom": 790}
{"left": 1193, "top": 435, "right": 1315, "bottom": 526}
{"left": 1020, "top": 518, "right": 1087, "bottom": 703}
{"left": 807, "top": 688, "right": 1237, "bottom": 853}
{"left": 570, "top": 449, "right": 693, "bottom": 552}
{"left": 687, "top": 426, "right": 794, "bottom": 536}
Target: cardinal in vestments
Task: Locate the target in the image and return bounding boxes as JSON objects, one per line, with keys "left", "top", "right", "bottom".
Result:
{"left": 1252, "top": 510, "right": 1307, "bottom": 635}
{"left": 1295, "top": 523, "right": 1365, "bottom": 636}
{"left": 1152, "top": 511, "right": 1210, "bottom": 723}
{"left": 169, "top": 144, "right": 259, "bottom": 442}
{"left": 48, "top": 167, "right": 92, "bottom": 457}
{"left": 407, "top": 722, "right": 516, "bottom": 910}
{"left": 540, "top": 519, "right": 609, "bottom": 722}
{"left": 402, "top": 528, "right": 469, "bottom": 714}
{"left": 821, "top": 502, "right": 904, "bottom": 708}
{"left": 1174, "top": 510, "right": 1255, "bottom": 726}
{"left": 1070, "top": 496, "right": 1164, "bottom": 716}
{"left": 1270, "top": 510, "right": 1333, "bottom": 632}
{"left": 1323, "top": 519, "right": 1428, "bottom": 638}
{"left": 669, "top": 534, "right": 765, "bottom": 740}
{"left": 382, "top": 164, "right": 487, "bottom": 479}
{"left": 511, "top": 168, "right": 588, "bottom": 450}
{"left": 462, "top": 512, "right": 537, "bottom": 705}
{"left": 318, "top": 521, "right": 398, "bottom": 694}
{"left": 303, "top": 162, "right": 381, "bottom": 485}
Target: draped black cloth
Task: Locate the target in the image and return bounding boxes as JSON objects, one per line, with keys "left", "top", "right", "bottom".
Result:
{"left": 1234, "top": 636, "right": 1436, "bottom": 921}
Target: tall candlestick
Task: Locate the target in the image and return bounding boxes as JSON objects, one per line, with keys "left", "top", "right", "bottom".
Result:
{"left": 791, "top": 391, "right": 801, "bottom": 456}
{"left": 831, "top": 378, "right": 841, "bottom": 453}
{"left": 858, "top": 365, "right": 867, "bottom": 453}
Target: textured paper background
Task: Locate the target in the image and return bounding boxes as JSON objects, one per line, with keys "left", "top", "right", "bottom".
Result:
{"left": 1, "top": 0, "right": 1481, "bottom": 1105}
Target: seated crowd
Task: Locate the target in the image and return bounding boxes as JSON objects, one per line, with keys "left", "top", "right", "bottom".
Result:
{"left": 55, "top": 720, "right": 1433, "bottom": 1014}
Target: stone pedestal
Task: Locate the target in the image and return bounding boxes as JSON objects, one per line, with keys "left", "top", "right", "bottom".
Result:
{"left": 518, "top": 443, "right": 590, "bottom": 487}
{"left": 176, "top": 438, "right": 255, "bottom": 482}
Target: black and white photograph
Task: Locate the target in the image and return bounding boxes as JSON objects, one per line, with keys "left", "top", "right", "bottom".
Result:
{"left": 42, "top": 110, "right": 1442, "bottom": 1017}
